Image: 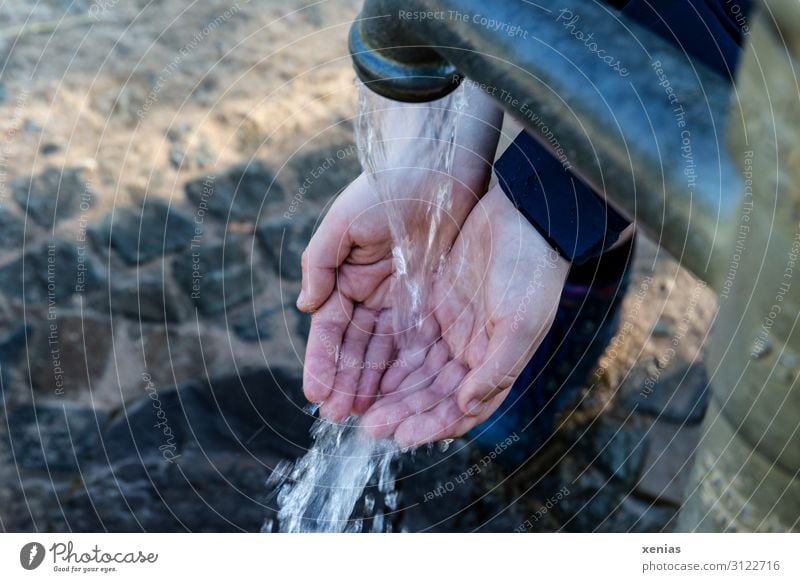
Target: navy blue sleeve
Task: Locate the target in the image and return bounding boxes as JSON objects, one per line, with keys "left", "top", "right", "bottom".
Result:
{"left": 494, "top": 0, "right": 752, "bottom": 264}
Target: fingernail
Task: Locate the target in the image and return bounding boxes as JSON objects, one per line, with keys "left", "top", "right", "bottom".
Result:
{"left": 466, "top": 399, "right": 486, "bottom": 416}
{"left": 297, "top": 290, "right": 307, "bottom": 307}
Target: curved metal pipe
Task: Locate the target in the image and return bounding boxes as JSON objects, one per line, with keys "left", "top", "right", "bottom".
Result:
{"left": 350, "top": 0, "right": 743, "bottom": 288}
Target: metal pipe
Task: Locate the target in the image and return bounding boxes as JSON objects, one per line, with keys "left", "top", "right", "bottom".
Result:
{"left": 350, "top": 0, "right": 743, "bottom": 288}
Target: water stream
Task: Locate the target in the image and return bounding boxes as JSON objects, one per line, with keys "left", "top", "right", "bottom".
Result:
{"left": 272, "top": 82, "right": 466, "bottom": 533}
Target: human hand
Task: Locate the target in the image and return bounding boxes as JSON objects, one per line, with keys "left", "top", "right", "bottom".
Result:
{"left": 356, "top": 185, "right": 569, "bottom": 446}
{"left": 298, "top": 84, "right": 502, "bottom": 419}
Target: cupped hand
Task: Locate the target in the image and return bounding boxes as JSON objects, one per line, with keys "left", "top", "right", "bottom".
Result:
{"left": 357, "top": 186, "right": 569, "bottom": 446}
{"left": 298, "top": 84, "right": 502, "bottom": 420}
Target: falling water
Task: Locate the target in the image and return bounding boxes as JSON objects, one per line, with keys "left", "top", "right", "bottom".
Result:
{"left": 272, "top": 83, "right": 466, "bottom": 533}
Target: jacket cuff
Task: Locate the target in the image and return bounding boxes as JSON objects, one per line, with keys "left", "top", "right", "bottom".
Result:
{"left": 494, "top": 131, "right": 631, "bottom": 265}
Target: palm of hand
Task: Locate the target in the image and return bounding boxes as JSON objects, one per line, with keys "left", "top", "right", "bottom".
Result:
{"left": 301, "top": 173, "right": 464, "bottom": 418}
{"left": 307, "top": 187, "right": 568, "bottom": 447}
{"left": 359, "top": 188, "right": 567, "bottom": 446}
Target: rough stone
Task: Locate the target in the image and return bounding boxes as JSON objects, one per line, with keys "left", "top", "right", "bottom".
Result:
{"left": 0, "top": 323, "right": 31, "bottom": 404}
{"left": 90, "top": 198, "right": 196, "bottom": 265}
{"left": 256, "top": 215, "right": 314, "bottom": 281}
{"left": 232, "top": 302, "right": 309, "bottom": 343}
{"left": 108, "top": 269, "right": 188, "bottom": 323}
{"left": 635, "top": 421, "right": 700, "bottom": 506}
{"left": 0, "top": 207, "right": 27, "bottom": 251}
{"left": 28, "top": 313, "right": 112, "bottom": 397}
{"left": 620, "top": 362, "right": 710, "bottom": 425}
{"left": 12, "top": 167, "right": 93, "bottom": 226}
{"left": 573, "top": 417, "right": 648, "bottom": 487}
{"left": 7, "top": 402, "right": 107, "bottom": 471}
{"left": 172, "top": 238, "right": 261, "bottom": 315}
{"left": 185, "top": 161, "right": 285, "bottom": 222}
{"left": 38, "top": 368, "right": 311, "bottom": 531}
{"left": 0, "top": 239, "right": 103, "bottom": 302}
{"left": 289, "top": 139, "right": 361, "bottom": 203}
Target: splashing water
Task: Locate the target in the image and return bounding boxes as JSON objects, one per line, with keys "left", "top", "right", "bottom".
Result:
{"left": 274, "top": 416, "right": 399, "bottom": 532}
{"left": 355, "top": 82, "right": 467, "bottom": 338}
{"left": 273, "top": 83, "right": 466, "bottom": 533}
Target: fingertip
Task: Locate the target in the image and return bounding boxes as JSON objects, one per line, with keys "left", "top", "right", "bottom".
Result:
{"left": 319, "top": 400, "right": 349, "bottom": 423}
{"left": 302, "top": 380, "right": 329, "bottom": 405}
{"left": 464, "top": 398, "right": 487, "bottom": 417}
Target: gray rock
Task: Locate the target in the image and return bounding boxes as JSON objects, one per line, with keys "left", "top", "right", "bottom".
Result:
{"left": 7, "top": 402, "right": 107, "bottom": 471}
{"left": 0, "top": 207, "right": 27, "bottom": 251}
{"left": 0, "top": 323, "right": 31, "bottom": 405}
{"left": 41, "top": 368, "right": 311, "bottom": 531}
{"left": 289, "top": 139, "right": 361, "bottom": 203}
{"left": 635, "top": 421, "right": 700, "bottom": 506}
{"left": 40, "top": 143, "right": 61, "bottom": 156}
{"left": 573, "top": 417, "right": 648, "bottom": 486}
{"left": 185, "top": 161, "right": 285, "bottom": 222}
{"left": 12, "top": 167, "right": 93, "bottom": 226}
{"left": 28, "top": 313, "right": 112, "bottom": 397}
{"left": 620, "top": 362, "right": 710, "bottom": 425}
{"left": 172, "top": 238, "right": 261, "bottom": 315}
{"left": 232, "top": 304, "right": 280, "bottom": 342}
{"left": 232, "top": 302, "right": 310, "bottom": 344}
{"left": 108, "top": 269, "right": 188, "bottom": 323}
{"left": 256, "top": 215, "right": 314, "bottom": 281}
{"left": 90, "top": 198, "right": 196, "bottom": 265}
{"left": 0, "top": 239, "right": 103, "bottom": 302}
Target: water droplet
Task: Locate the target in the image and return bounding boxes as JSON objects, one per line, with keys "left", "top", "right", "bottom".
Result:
{"left": 372, "top": 510, "right": 385, "bottom": 533}
{"left": 438, "top": 438, "right": 454, "bottom": 453}
{"left": 364, "top": 493, "right": 375, "bottom": 514}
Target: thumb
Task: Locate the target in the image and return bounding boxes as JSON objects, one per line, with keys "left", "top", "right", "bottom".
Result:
{"left": 297, "top": 212, "right": 351, "bottom": 313}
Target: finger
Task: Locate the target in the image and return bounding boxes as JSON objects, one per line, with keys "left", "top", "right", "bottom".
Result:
{"left": 394, "top": 390, "right": 503, "bottom": 448}
{"left": 353, "top": 309, "right": 394, "bottom": 415}
{"left": 297, "top": 179, "right": 367, "bottom": 312}
{"left": 360, "top": 356, "right": 466, "bottom": 440}
{"left": 303, "top": 293, "right": 353, "bottom": 403}
{"left": 391, "top": 339, "right": 450, "bottom": 397}
{"left": 379, "top": 315, "right": 439, "bottom": 393}
{"left": 320, "top": 307, "right": 376, "bottom": 421}
{"left": 456, "top": 319, "right": 544, "bottom": 416}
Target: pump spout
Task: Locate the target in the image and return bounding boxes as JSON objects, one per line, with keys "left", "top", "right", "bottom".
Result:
{"left": 349, "top": 0, "right": 741, "bottom": 288}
